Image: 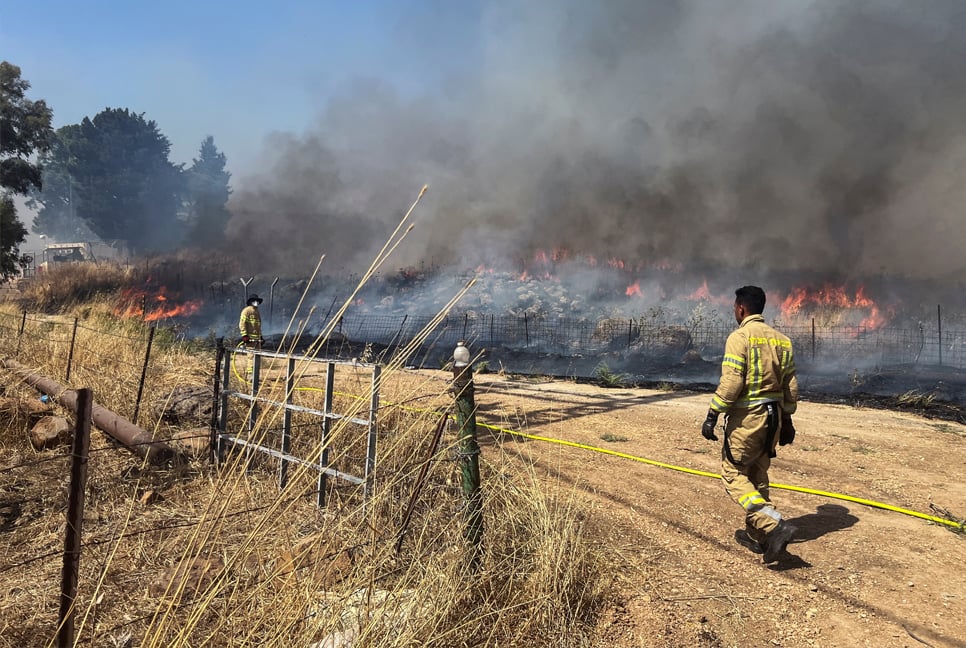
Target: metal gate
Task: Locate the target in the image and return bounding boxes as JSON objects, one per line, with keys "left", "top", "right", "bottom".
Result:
{"left": 214, "top": 345, "right": 381, "bottom": 508}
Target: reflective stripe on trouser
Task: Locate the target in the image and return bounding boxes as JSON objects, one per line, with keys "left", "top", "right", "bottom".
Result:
{"left": 720, "top": 404, "right": 783, "bottom": 540}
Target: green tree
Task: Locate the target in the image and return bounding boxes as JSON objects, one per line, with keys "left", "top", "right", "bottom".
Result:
{"left": 0, "top": 61, "right": 53, "bottom": 278}
{"left": 29, "top": 125, "right": 95, "bottom": 241}
{"left": 34, "top": 108, "right": 184, "bottom": 252}
{"left": 0, "top": 196, "right": 28, "bottom": 277}
{"left": 184, "top": 135, "right": 232, "bottom": 247}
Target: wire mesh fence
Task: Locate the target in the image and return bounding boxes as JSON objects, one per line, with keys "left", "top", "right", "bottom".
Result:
{"left": 326, "top": 311, "right": 966, "bottom": 371}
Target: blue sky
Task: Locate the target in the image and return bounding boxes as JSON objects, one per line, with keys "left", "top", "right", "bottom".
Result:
{"left": 1, "top": 0, "right": 481, "bottom": 175}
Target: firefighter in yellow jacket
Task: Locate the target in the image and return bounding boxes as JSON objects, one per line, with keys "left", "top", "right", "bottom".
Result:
{"left": 239, "top": 294, "right": 264, "bottom": 348}
{"left": 702, "top": 285, "right": 799, "bottom": 564}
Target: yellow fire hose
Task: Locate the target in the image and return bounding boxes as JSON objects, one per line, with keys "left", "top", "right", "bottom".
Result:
{"left": 227, "top": 350, "right": 965, "bottom": 531}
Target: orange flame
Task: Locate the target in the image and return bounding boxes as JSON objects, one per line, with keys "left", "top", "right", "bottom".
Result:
{"left": 608, "top": 257, "right": 625, "bottom": 270}
{"left": 686, "top": 279, "right": 712, "bottom": 301}
{"left": 115, "top": 286, "right": 201, "bottom": 321}
{"left": 779, "top": 283, "right": 891, "bottom": 328}
{"left": 684, "top": 279, "right": 731, "bottom": 305}
{"left": 625, "top": 281, "right": 643, "bottom": 297}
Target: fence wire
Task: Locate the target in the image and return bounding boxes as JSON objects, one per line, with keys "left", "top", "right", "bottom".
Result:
{"left": 325, "top": 312, "right": 966, "bottom": 370}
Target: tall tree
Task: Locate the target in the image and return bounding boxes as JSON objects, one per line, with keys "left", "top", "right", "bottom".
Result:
{"left": 0, "top": 196, "right": 28, "bottom": 277}
{"left": 29, "top": 125, "right": 95, "bottom": 241}
{"left": 34, "top": 108, "right": 184, "bottom": 252}
{"left": 184, "top": 135, "right": 232, "bottom": 247}
{"left": 0, "top": 61, "right": 53, "bottom": 278}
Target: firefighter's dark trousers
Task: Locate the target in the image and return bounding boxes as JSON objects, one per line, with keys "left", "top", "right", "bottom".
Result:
{"left": 720, "top": 404, "right": 784, "bottom": 543}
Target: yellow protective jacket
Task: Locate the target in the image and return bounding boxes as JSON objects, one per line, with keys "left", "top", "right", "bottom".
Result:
{"left": 710, "top": 314, "right": 798, "bottom": 415}
{"left": 239, "top": 305, "right": 262, "bottom": 339}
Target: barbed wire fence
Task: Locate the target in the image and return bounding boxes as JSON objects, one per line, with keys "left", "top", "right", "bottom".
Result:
{"left": 0, "top": 309, "right": 467, "bottom": 644}
{"left": 1, "top": 302, "right": 963, "bottom": 643}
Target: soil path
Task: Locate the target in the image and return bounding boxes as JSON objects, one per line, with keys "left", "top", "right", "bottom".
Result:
{"left": 459, "top": 373, "right": 966, "bottom": 648}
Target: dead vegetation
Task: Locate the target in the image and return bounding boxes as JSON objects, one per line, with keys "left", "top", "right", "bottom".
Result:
{"left": 0, "top": 248, "right": 610, "bottom": 646}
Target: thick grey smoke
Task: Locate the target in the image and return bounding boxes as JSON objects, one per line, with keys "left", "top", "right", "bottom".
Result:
{"left": 230, "top": 0, "right": 966, "bottom": 282}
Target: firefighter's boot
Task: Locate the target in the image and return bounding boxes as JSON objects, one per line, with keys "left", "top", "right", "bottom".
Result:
{"left": 734, "top": 529, "right": 764, "bottom": 554}
{"left": 762, "top": 521, "right": 797, "bottom": 564}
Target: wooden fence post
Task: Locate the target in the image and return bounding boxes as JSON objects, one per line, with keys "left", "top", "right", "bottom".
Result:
{"left": 15, "top": 309, "right": 26, "bottom": 355}
{"left": 452, "top": 341, "right": 482, "bottom": 569}
{"left": 58, "top": 388, "right": 92, "bottom": 648}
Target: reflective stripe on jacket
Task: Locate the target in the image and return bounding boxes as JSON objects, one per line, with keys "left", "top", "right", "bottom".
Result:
{"left": 710, "top": 314, "right": 798, "bottom": 415}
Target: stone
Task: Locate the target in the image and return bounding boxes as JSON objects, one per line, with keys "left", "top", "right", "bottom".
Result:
{"left": 154, "top": 385, "right": 212, "bottom": 426}
{"left": 30, "top": 416, "right": 73, "bottom": 450}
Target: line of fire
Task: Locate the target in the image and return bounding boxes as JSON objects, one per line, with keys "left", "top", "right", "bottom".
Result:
{"left": 16, "top": 243, "right": 966, "bottom": 406}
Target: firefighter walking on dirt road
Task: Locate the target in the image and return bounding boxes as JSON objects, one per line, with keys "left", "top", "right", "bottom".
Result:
{"left": 701, "top": 285, "right": 799, "bottom": 564}
{"left": 239, "top": 294, "right": 264, "bottom": 349}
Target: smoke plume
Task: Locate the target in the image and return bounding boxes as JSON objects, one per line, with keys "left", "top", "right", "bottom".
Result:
{"left": 229, "top": 0, "right": 966, "bottom": 282}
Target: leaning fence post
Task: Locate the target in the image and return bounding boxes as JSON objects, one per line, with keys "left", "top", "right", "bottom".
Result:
{"left": 65, "top": 317, "right": 80, "bottom": 381}
{"left": 452, "top": 341, "right": 482, "bottom": 569}
{"left": 15, "top": 309, "right": 26, "bottom": 355}
{"left": 132, "top": 326, "right": 156, "bottom": 425}
{"left": 58, "top": 387, "right": 92, "bottom": 648}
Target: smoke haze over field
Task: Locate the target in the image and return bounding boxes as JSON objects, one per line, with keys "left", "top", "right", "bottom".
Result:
{"left": 229, "top": 0, "right": 966, "bottom": 282}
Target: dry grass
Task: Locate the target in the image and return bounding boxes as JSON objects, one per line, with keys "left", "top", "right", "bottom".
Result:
{"left": 0, "top": 211, "right": 610, "bottom": 646}
{"left": 19, "top": 263, "right": 140, "bottom": 313}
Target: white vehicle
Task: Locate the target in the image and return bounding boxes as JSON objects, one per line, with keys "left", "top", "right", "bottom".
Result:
{"left": 37, "top": 242, "right": 95, "bottom": 273}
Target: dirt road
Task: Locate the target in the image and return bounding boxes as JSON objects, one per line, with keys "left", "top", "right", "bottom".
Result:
{"left": 459, "top": 373, "right": 966, "bottom": 648}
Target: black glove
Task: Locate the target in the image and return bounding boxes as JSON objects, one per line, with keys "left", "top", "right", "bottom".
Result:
{"left": 779, "top": 415, "right": 796, "bottom": 446}
{"left": 701, "top": 410, "right": 719, "bottom": 441}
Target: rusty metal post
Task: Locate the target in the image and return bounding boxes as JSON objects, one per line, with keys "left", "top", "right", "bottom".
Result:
{"left": 279, "top": 356, "right": 295, "bottom": 488}
{"left": 15, "top": 309, "right": 26, "bottom": 355}
{"left": 452, "top": 341, "right": 482, "bottom": 568}
{"left": 132, "top": 325, "right": 156, "bottom": 425}
{"left": 58, "top": 387, "right": 92, "bottom": 648}
{"left": 216, "top": 344, "right": 232, "bottom": 465}
{"left": 210, "top": 339, "right": 225, "bottom": 463}
{"left": 938, "top": 304, "right": 943, "bottom": 366}
{"left": 269, "top": 276, "right": 279, "bottom": 331}
{"left": 65, "top": 317, "right": 79, "bottom": 381}
{"left": 395, "top": 409, "right": 450, "bottom": 555}
{"left": 317, "top": 362, "right": 335, "bottom": 507}
{"left": 240, "top": 276, "right": 254, "bottom": 302}
{"left": 811, "top": 317, "right": 816, "bottom": 362}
